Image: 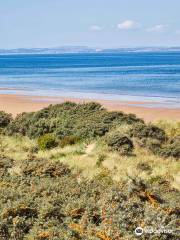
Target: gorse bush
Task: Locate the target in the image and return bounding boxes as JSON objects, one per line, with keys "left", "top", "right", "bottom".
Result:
{"left": 37, "top": 134, "right": 57, "bottom": 150}
{"left": 6, "top": 102, "right": 143, "bottom": 139}
{"left": 106, "top": 132, "right": 134, "bottom": 155}
{"left": 130, "top": 123, "right": 167, "bottom": 143}
{"left": 129, "top": 123, "right": 180, "bottom": 159}
{"left": 0, "top": 111, "right": 12, "bottom": 128}
{"left": 159, "top": 136, "right": 180, "bottom": 159}
{"left": 0, "top": 155, "right": 179, "bottom": 239}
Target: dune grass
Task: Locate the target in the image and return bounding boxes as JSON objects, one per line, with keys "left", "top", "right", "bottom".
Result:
{"left": 1, "top": 126, "right": 179, "bottom": 190}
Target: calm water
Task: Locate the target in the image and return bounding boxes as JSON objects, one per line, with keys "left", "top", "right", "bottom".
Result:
{"left": 0, "top": 52, "right": 180, "bottom": 107}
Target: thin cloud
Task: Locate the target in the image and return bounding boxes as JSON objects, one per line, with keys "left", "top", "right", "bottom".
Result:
{"left": 117, "top": 20, "right": 141, "bottom": 30}
{"left": 90, "top": 25, "right": 103, "bottom": 31}
{"left": 146, "top": 24, "right": 168, "bottom": 32}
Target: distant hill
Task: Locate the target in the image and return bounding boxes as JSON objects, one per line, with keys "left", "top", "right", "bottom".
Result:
{"left": 1, "top": 46, "right": 180, "bottom": 55}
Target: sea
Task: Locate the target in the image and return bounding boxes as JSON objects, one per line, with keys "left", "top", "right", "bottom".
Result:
{"left": 0, "top": 51, "right": 180, "bottom": 108}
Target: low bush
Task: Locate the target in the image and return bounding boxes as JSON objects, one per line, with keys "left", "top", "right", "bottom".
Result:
{"left": 0, "top": 156, "right": 14, "bottom": 177}
{"left": 0, "top": 111, "right": 12, "bottom": 128}
{"left": 21, "top": 158, "right": 71, "bottom": 177}
{"left": 106, "top": 132, "right": 134, "bottom": 155}
{"left": 37, "top": 134, "right": 57, "bottom": 150}
{"left": 130, "top": 123, "right": 167, "bottom": 143}
{"left": 159, "top": 136, "right": 180, "bottom": 159}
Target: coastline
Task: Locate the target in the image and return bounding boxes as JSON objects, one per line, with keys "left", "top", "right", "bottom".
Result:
{"left": 0, "top": 94, "right": 180, "bottom": 122}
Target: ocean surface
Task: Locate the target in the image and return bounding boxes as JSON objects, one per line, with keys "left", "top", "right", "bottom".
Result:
{"left": 0, "top": 52, "right": 180, "bottom": 108}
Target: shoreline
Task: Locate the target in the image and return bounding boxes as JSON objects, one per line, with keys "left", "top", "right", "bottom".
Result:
{"left": 0, "top": 94, "right": 180, "bottom": 122}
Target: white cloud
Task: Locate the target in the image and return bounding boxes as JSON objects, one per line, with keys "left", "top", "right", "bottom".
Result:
{"left": 117, "top": 20, "right": 140, "bottom": 30}
{"left": 90, "top": 25, "right": 102, "bottom": 31}
{"left": 146, "top": 24, "right": 168, "bottom": 32}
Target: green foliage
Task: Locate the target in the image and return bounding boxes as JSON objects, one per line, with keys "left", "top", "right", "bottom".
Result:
{"left": 159, "top": 136, "right": 180, "bottom": 159}
{"left": 0, "top": 156, "right": 14, "bottom": 177}
{"left": 37, "top": 134, "right": 57, "bottom": 150}
{"left": 129, "top": 123, "right": 180, "bottom": 158}
{"left": 6, "top": 102, "right": 143, "bottom": 140}
{"left": 21, "top": 158, "right": 71, "bottom": 177}
{"left": 106, "top": 132, "right": 134, "bottom": 155}
{"left": 0, "top": 111, "right": 12, "bottom": 128}
{"left": 130, "top": 123, "right": 167, "bottom": 143}
{"left": 0, "top": 156, "right": 178, "bottom": 239}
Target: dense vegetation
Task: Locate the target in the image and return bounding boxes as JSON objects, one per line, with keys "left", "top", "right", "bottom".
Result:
{"left": 0, "top": 102, "right": 179, "bottom": 239}
{"left": 0, "top": 155, "right": 179, "bottom": 240}
{"left": 5, "top": 102, "right": 143, "bottom": 139}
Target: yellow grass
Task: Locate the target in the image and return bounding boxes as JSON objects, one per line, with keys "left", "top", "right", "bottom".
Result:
{"left": 1, "top": 132, "right": 179, "bottom": 190}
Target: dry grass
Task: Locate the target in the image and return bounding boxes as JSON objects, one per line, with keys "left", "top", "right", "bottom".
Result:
{"left": 0, "top": 129, "right": 179, "bottom": 190}
{"left": 154, "top": 120, "right": 180, "bottom": 138}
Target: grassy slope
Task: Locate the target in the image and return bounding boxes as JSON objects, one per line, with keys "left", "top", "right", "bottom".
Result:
{"left": 1, "top": 121, "right": 179, "bottom": 190}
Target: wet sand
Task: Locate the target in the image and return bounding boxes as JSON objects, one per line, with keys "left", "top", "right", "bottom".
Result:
{"left": 0, "top": 94, "right": 180, "bottom": 122}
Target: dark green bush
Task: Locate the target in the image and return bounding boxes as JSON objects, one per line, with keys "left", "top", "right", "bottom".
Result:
{"left": 0, "top": 156, "right": 14, "bottom": 177}
{"left": 0, "top": 111, "right": 12, "bottom": 128}
{"left": 130, "top": 123, "right": 167, "bottom": 143}
{"left": 37, "top": 134, "right": 57, "bottom": 150}
{"left": 106, "top": 133, "right": 134, "bottom": 155}
{"left": 21, "top": 158, "right": 71, "bottom": 177}
{"left": 6, "top": 102, "right": 143, "bottom": 140}
{"left": 159, "top": 136, "right": 180, "bottom": 159}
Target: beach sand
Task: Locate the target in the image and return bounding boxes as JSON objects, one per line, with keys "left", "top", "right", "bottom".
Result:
{"left": 0, "top": 94, "right": 180, "bottom": 122}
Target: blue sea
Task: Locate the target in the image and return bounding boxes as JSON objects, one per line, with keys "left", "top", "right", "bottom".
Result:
{"left": 0, "top": 52, "right": 180, "bottom": 108}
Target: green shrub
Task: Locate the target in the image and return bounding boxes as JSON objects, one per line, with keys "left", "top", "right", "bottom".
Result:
{"left": 21, "top": 158, "right": 71, "bottom": 177}
{"left": 37, "top": 134, "right": 57, "bottom": 150}
{"left": 159, "top": 136, "right": 180, "bottom": 159}
{"left": 60, "top": 135, "right": 79, "bottom": 148}
{"left": 6, "top": 102, "right": 143, "bottom": 140}
{"left": 106, "top": 132, "right": 134, "bottom": 155}
{"left": 0, "top": 111, "right": 12, "bottom": 128}
{"left": 0, "top": 154, "right": 179, "bottom": 239}
{"left": 130, "top": 123, "right": 167, "bottom": 143}
{"left": 0, "top": 156, "right": 14, "bottom": 177}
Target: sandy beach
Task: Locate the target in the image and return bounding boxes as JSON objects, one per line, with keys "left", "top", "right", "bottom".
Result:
{"left": 0, "top": 94, "right": 179, "bottom": 122}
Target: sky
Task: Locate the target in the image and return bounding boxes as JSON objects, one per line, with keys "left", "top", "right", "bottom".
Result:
{"left": 0, "top": 0, "right": 180, "bottom": 49}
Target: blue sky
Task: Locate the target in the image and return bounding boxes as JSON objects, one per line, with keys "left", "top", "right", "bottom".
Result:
{"left": 1, "top": 0, "right": 180, "bottom": 48}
